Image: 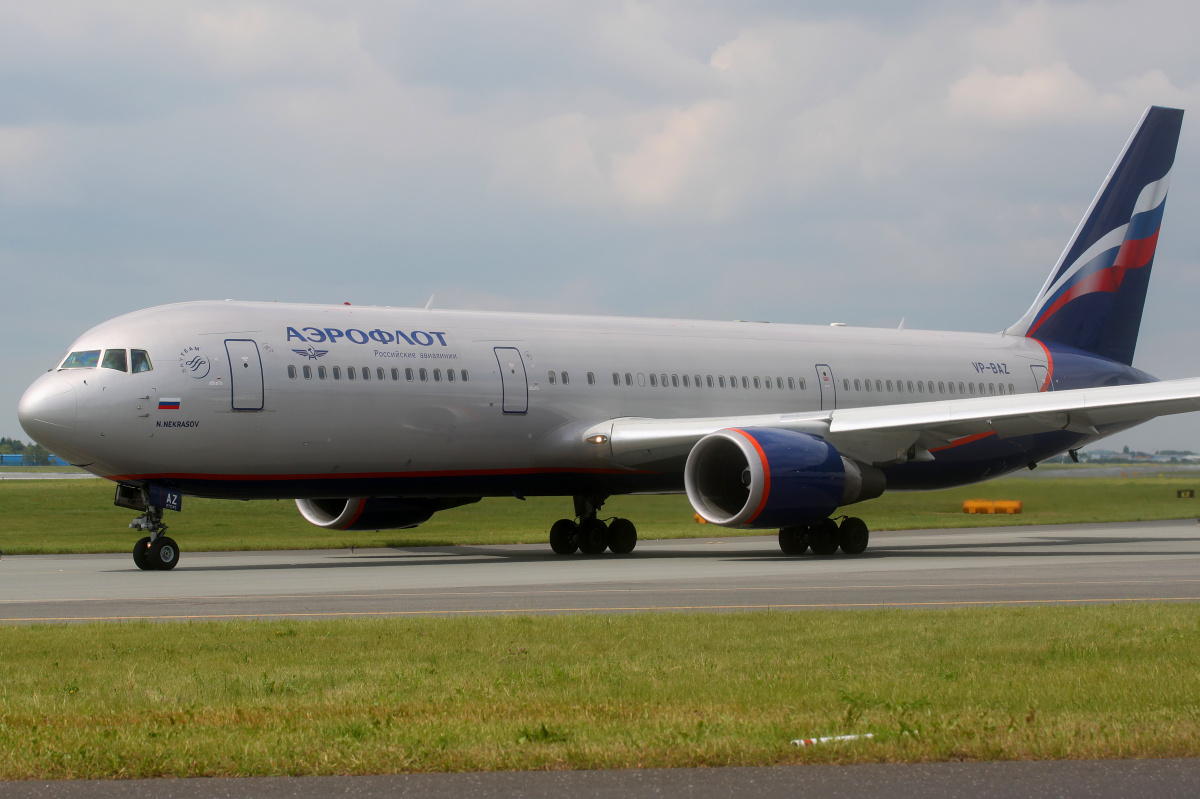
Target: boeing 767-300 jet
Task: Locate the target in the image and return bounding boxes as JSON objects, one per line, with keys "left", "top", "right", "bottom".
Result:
{"left": 18, "top": 106, "right": 1200, "bottom": 570}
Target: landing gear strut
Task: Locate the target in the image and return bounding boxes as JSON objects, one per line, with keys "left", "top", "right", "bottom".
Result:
{"left": 548, "top": 495, "right": 638, "bottom": 555}
{"left": 128, "top": 502, "right": 180, "bottom": 571}
{"left": 778, "top": 517, "right": 870, "bottom": 557}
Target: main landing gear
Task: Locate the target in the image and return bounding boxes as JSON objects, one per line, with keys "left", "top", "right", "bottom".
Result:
{"left": 549, "top": 495, "right": 638, "bottom": 555}
{"left": 778, "top": 517, "right": 869, "bottom": 556}
{"left": 129, "top": 504, "right": 180, "bottom": 571}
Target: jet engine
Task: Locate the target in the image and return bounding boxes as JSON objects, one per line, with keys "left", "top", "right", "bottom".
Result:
{"left": 683, "top": 427, "right": 884, "bottom": 529}
{"left": 295, "top": 497, "right": 481, "bottom": 531}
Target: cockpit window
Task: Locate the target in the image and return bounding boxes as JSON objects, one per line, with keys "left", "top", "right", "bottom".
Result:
{"left": 131, "top": 350, "right": 153, "bottom": 373}
{"left": 61, "top": 350, "right": 100, "bottom": 369}
{"left": 101, "top": 349, "right": 128, "bottom": 372}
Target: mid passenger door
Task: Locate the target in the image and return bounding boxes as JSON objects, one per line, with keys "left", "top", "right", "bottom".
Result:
{"left": 494, "top": 347, "right": 528, "bottom": 414}
{"left": 225, "top": 339, "right": 265, "bottom": 411}
{"left": 815, "top": 364, "right": 836, "bottom": 410}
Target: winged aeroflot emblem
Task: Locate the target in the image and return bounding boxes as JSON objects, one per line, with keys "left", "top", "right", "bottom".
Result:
{"left": 292, "top": 347, "right": 330, "bottom": 360}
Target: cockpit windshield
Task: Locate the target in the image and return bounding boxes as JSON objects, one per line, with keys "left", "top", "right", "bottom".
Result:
{"left": 59, "top": 348, "right": 152, "bottom": 372}
{"left": 60, "top": 350, "right": 100, "bottom": 369}
{"left": 131, "top": 350, "right": 152, "bottom": 373}
{"left": 101, "top": 349, "right": 127, "bottom": 372}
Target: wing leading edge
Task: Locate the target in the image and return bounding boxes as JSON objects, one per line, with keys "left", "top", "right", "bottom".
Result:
{"left": 583, "top": 377, "right": 1200, "bottom": 468}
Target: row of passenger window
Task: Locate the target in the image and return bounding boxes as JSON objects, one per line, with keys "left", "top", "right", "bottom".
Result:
{"left": 287, "top": 365, "right": 469, "bottom": 383}
{"left": 616, "top": 372, "right": 807, "bottom": 390}
{"left": 546, "top": 371, "right": 810, "bottom": 391}
{"left": 843, "top": 377, "right": 1017, "bottom": 396}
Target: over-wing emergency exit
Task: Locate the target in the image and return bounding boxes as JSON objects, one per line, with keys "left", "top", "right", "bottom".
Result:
{"left": 18, "top": 106, "right": 1200, "bottom": 570}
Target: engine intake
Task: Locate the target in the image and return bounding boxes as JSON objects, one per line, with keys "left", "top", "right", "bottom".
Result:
{"left": 684, "top": 427, "right": 884, "bottom": 529}
{"left": 295, "top": 497, "right": 480, "bottom": 531}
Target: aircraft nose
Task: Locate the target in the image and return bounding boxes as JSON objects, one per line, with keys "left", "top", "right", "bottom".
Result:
{"left": 18, "top": 374, "right": 77, "bottom": 449}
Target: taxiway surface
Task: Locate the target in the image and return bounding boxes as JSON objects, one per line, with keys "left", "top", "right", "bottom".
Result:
{"left": 3, "top": 520, "right": 1199, "bottom": 622}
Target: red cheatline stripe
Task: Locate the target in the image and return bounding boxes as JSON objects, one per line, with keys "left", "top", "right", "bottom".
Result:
{"left": 108, "top": 466, "right": 657, "bottom": 482}
{"left": 929, "top": 431, "right": 995, "bottom": 453}
{"left": 1027, "top": 229, "right": 1159, "bottom": 337}
{"left": 730, "top": 429, "right": 771, "bottom": 525}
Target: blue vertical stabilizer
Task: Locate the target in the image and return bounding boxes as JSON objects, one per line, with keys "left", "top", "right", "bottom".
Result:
{"left": 1006, "top": 106, "right": 1183, "bottom": 365}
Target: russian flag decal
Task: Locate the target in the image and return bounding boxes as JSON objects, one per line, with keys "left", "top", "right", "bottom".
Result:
{"left": 158, "top": 398, "right": 181, "bottom": 410}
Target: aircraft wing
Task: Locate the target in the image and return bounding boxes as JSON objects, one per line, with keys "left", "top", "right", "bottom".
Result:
{"left": 583, "top": 376, "right": 1200, "bottom": 467}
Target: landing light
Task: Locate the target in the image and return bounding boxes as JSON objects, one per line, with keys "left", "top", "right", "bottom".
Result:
{"left": 586, "top": 435, "right": 609, "bottom": 445}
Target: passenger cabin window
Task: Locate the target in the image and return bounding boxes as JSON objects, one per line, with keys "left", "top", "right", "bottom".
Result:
{"left": 843, "top": 379, "right": 849, "bottom": 391}
{"left": 461, "top": 370, "right": 469, "bottom": 382}
{"left": 787, "top": 377, "right": 794, "bottom": 390}
{"left": 799, "top": 378, "right": 807, "bottom": 390}
{"left": 348, "top": 367, "right": 356, "bottom": 381}
{"left": 741, "top": 376, "right": 748, "bottom": 389}
{"left": 682, "top": 375, "right": 690, "bottom": 388}
{"left": 61, "top": 350, "right": 101, "bottom": 369}
{"left": 612, "top": 372, "right": 620, "bottom": 386}
{"left": 377, "top": 367, "right": 385, "bottom": 381}
{"left": 854, "top": 379, "right": 861, "bottom": 391}
{"left": 362, "top": 367, "right": 370, "bottom": 381}
{"left": 587, "top": 372, "right": 595, "bottom": 386}
{"left": 763, "top": 376, "right": 770, "bottom": 390}
{"left": 660, "top": 373, "right": 668, "bottom": 387}
{"left": 406, "top": 368, "right": 414, "bottom": 381}
{"left": 694, "top": 375, "right": 701, "bottom": 387}
{"left": 650, "top": 374, "right": 658, "bottom": 387}
{"left": 391, "top": 368, "right": 399, "bottom": 381}
{"left": 625, "top": 373, "right": 633, "bottom": 386}
{"left": 718, "top": 376, "right": 726, "bottom": 388}
{"left": 671, "top": 374, "right": 679, "bottom": 388}
{"left": 333, "top": 366, "right": 342, "bottom": 380}
{"left": 434, "top": 369, "right": 442, "bottom": 382}
{"left": 303, "top": 365, "right": 312, "bottom": 379}
{"left": 131, "top": 350, "right": 152, "bottom": 373}
{"left": 874, "top": 380, "right": 881, "bottom": 392}
{"left": 708, "top": 375, "right": 715, "bottom": 388}
{"left": 318, "top": 366, "right": 327, "bottom": 380}
{"left": 101, "top": 349, "right": 127, "bottom": 372}
{"left": 562, "top": 372, "right": 569, "bottom": 386}
{"left": 447, "top": 369, "right": 456, "bottom": 383}
{"left": 419, "top": 368, "right": 428, "bottom": 382}
{"left": 287, "top": 365, "right": 297, "bottom": 379}
{"left": 548, "top": 371, "right": 556, "bottom": 385}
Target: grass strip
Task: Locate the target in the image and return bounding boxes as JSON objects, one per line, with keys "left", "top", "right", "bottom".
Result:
{"left": 1, "top": 604, "right": 1198, "bottom": 778}
{"left": 3, "top": 475, "right": 1200, "bottom": 554}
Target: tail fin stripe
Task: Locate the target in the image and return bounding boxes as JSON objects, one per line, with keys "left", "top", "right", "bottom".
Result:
{"left": 1024, "top": 186, "right": 1167, "bottom": 332}
{"left": 1026, "top": 226, "right": 1160, "bottom": 337}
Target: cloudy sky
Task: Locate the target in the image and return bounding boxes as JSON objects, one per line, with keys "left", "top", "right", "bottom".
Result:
{"left": 5, "top": 0, "right": 1200, "bottom": 451}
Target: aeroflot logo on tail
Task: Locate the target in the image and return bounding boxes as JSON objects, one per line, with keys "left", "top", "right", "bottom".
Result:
{"left": 285, "top": 327, "right": 449, "bottom": 347}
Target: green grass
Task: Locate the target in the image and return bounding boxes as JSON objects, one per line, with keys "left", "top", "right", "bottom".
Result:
{"left": 1, "top": 605, "right": 1198, "bottom": 778}
{"left": 2, "top": 475, "right": 1199, "bottom": 555}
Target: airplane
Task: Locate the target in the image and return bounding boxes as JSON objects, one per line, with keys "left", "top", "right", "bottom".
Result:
{"left": 18, "top": 105, "right": 1200, "bottom": 571}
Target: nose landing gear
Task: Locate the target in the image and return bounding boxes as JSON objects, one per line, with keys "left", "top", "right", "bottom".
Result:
{"left": 119, "top": 487, "right": 182, "bottom": 571}
{"left": 548, "top": 495, "right": 638, "bottom": 555}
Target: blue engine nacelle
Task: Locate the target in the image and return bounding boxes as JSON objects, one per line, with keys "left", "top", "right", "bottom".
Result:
{"left": 684, "top": 428, "right": 885, "bottom": 529}
{"left": 295, "top": 497, "right": 480, "bottom": 531}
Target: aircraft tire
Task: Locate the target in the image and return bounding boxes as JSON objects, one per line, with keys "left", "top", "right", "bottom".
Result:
{"left": 577, "top": 519, "right": 609, "bottom": 555}
{"left": 549, "top": 519, "right": 579, "bottom": 555}
{"left": 778, "top": 526, "right": 808, "bottom": 555}
{"left": 607, "top": 518, "right": 637, "bottom": 555}
{"left": 807, "top": 519, "right": 840, "bottom": 556}
{"left": 132, "top": 537, "right": 153, "bottom": 571}
{"left": 148, "top": 536, "right": 180, "bottom": 571}
{"left": 839, "top": 517, "right": 869, "bottom": 555}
